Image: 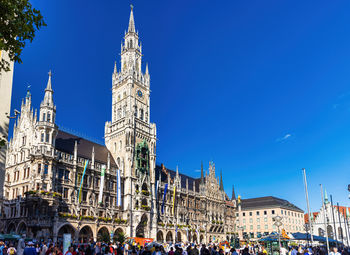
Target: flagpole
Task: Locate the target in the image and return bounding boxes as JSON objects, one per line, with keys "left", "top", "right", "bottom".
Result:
{"left": 320, "top": 184, "right": 330, "bottom": 254}
{"left": 302, "top": 168, "right": 314, "bottom": 246}
{"left": 337, "top": 202, "right": 344, "bottom": 245}
{"left": 343, "top": 208, "right": 349, "bottom": 246}
{"left": 345, "top": 208, "right": 350, "bottom": 246}
{"left": 330, "top": 195, "right": 339, "bottom": 248}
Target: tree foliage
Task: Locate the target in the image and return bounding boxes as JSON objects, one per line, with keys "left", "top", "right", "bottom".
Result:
{"left": 113, "top": 231, "right": 127, "bottom": 244}
{"left": 0, "top": 0, "right": 46, "bottom": 72}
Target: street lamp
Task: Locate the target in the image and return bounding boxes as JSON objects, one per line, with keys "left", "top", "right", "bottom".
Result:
{"left": 273, "top": 216, "right": 283, "bottom": 255}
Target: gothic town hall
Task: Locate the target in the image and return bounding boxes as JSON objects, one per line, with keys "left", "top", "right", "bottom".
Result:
{"left": 1, "top": 7, "right": 237, "bottom": 243}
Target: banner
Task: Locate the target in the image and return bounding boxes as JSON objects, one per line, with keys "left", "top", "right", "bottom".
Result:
{"left": 63, "top": 234, "right": 71, "bottom": 255}
{"left": 78, "top": 160, "right": 89, "bottom": 203}
{"left": 116, "top": 169, "right": 121, "bottom": 206}
{"left": 98, "top": 165, "right": 106, "bottom": 204}
{"left": 172, "top": 185, "right": 176, "bottom": 215}
{"left": 161, "top": 183, "right": 168, "bottom": 214}
{"left": 155, "top": 180, "right": 159, "bottom": 201}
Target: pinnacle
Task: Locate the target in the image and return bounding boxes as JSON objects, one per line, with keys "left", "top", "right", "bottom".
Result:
{"left": 128, "top": 5, "right": 136, "bottom": 33}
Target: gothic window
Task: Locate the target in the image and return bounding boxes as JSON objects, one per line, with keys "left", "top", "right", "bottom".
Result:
{"left": 117, "top": 108, "right": 121, "bottom": 119}
{"left": 140, "top": 109, "right": 144, "bottom": 121}
{"left": 41, "top": 133, "right": 44, "bottom": 142}
{"left": 46, "top": 133, "right": 49, "bottom": 143}
{"left": 42, "top": 113, "right": 46, "bottom": 121}
{"left": 135, "top": 106, "right": 138, "bottom": 117}
{"left": 130, "top": 40, "right": 133, "bottom": 48}
{"left": 47, "top": 113, "right": 51, "bottom": 122}
{"left": 119, "top": 140, "right": 122, "bottom": 151}
{"left": 44, "top": 164, "right": 48, "bottom": 175}
{"left": 58, "top": 169, "right": 64, "bottom": 179}
{"left": 22, "top": 136, "right": 26, "bottom": 146}
{"left": 123, "top": 105, "right": 126, "bottom": 117}
{"left": 114, "top": 142, "right": 117, "bottom": 153}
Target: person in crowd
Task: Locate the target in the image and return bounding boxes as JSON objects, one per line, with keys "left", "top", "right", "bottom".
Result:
{"left": 24, "top": 242, "right": 38, "bottom": 255}
{"left": 17, "top": 235, "right": 26, "bottom": 255}
{"left": 168, "top": 247, "right": 174, "bottom": 255}
{"left": 330, "top": 247, "right": 341, "bottom": 255}
{"left": 7, "top": 244, "right": 16, "bottom": 255}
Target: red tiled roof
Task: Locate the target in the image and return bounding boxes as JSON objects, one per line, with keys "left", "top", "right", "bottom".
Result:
{"left": 304, "top": 212, "right": 319, "bottom": 224}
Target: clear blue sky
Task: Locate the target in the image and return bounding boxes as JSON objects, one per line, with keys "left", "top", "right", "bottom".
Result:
{"left": 10, "top": 0, "right": 350, "bottom": 213}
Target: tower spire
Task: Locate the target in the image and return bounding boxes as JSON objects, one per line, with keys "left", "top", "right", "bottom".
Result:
{"left": 41, "top": 70, "right": 54, "bottom": 108}
{"left": 128, "top": 5, "right": 135, "bottom": 33}
{"left": 220, "top": 170, "right": 224, "bottom": 191}
{"left": 200, "top": 161, "right": 204, "bottom": 183}
{"left": 232, "top": 185, "right": 236, "bottom": 200}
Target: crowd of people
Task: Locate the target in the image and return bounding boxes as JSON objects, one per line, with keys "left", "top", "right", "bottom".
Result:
{"left": 0, "top": 236, "right": 349, "bottom": 255}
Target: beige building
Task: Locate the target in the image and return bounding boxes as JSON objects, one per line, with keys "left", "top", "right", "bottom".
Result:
{"left": 237, "top": 196, "right": 304, "bottom": 239}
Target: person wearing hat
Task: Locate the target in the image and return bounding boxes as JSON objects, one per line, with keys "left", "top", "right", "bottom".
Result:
{"left": 24, "top": 241, "right": 36, "bottom": 255}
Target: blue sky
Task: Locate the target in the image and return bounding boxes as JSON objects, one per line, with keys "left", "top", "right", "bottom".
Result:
{"left": 10, "top": 0, "right": 350, "bottom": 212}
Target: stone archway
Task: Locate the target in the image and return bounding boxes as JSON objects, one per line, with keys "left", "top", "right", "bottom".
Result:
{"left": 7, "top": 223, "right": 16, "bottom": 234}
{"left": 177, "top": 231, "right": 182, "bottom": 242}
{"left": 17, "top": 222, "right": 27, "bottom": 235}
{"left": 97, "top": 227, "right": 110, "bottom": 242}
{"left": 157, "top": 231, "right": 164, "bottom": 242}
{"left": 327, "top": 225, "right": 333, "bottom": 239}
{"left": 114, "top": 228, "right": 125, "bottom": 243}
{"left": 79, "top": 225, "right": 94, "bottom": 243}
{"left": 166, "top": 231, "right": 173, "bottom": 242}
{"left": 136, "top": 214, "right": 148, "bottom": 237}
{"left": 193, "top": 234, "right": 198, "bottom": 243}
{"left": 57, "top": 224, "right": 76, "bottom": 242}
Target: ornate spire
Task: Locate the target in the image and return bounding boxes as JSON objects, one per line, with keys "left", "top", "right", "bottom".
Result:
{"left": 232, "top": 185, "right": 236, "bottom": 200}
{"left": 128, "top": 5, "right": 135, "bottom": 33}
{"left": 324, "top": 189, "right": 329, "bottom": 204}
{"left": 145, "top": 63, "right": 149, "bottom": 75}
{"left": 220, "top": 170, "right": 224, "bottom": 191}
{"left": 46, "top": 70, "right": 53, "bottom": 91}
{"left": 113, "top": 61, "right": 117, "bottom": 73}
{"left": 41, "top": 70, "right": 54, "bottom": 107}
{"left": 200, "top": 161, "right": 204, "bottom": 183}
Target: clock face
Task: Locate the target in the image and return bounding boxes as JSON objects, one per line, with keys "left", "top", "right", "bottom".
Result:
{"left": 137, "top": 90, "right": 142, "bottom": 97}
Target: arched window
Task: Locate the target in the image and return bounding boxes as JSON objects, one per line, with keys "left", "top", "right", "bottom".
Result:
{"left": 47, "top": 112, "right": 51, "bottom": 122}
{"left": 114, "top": 143, "right": 117, "bottom": 153}
{"left": 42, "top": 113, "right": 46, "bottom": 121}
{"left": 134, "top": 106, "right": 138, "bottom": 117}
{"left": 119, "top": 140, "right": 122, "bottom": 151}
{"left": 130, "top": 40, "right": 133, "bottom": 48}
{"left": 140, "top": 109, "right": 144, "bottom": 121}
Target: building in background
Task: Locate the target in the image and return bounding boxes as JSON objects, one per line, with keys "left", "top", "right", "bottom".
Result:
{"left": 0, "top": 6, "right": 237, "bottom": 243}
{"left": 236, "top": 196, "right": 304, "bottom": 240}
{"left": 305, "top": 198, "right": 350, "bottom": 246}
{"left": 0, "top": 50, "right": 14, "bottom": 199}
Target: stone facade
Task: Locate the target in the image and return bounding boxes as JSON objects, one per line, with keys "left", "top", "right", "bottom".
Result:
{"left": 0, "top": 6, "right": 236, "bottom": 243}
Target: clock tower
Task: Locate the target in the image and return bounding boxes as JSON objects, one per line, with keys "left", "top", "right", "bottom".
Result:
{"left": 104, "top": 5, "right": 157, "bottom": 238}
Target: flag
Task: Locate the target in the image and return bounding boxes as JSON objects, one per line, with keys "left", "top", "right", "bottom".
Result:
{"left": 116, "top": 169, "right": 121, "bottom": 206}
{"left": 98, "top": 165, "right": 106, "bottom": 204}
{"left": 78, "top": 160, "right": 89, "bottom": 203}
{"left": 161, "top": 183, "right": 168, "bottom": 214}
{"left": 172, "top": 185, "right": 176, "bottom": 215}
{"left": 186, "top": 227, "right": 189, "bottom": 240}
{"left": 155, "top": 180, "right": 159, "bottom": 202}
